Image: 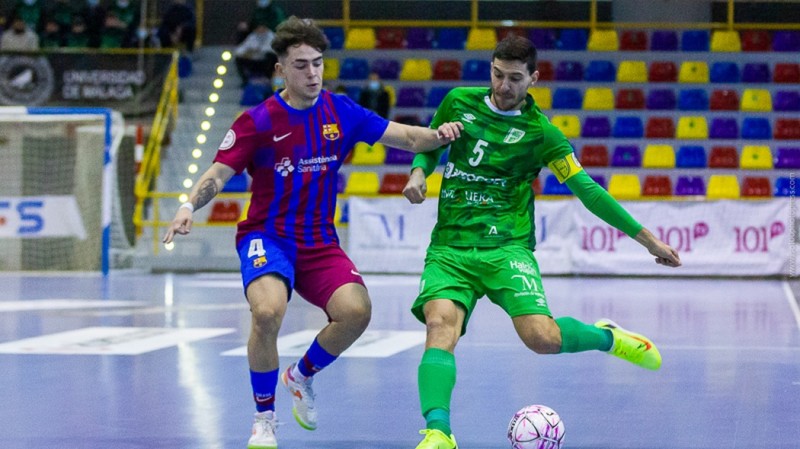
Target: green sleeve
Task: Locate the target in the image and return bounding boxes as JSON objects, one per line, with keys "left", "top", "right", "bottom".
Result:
{"left": 565, "top": 171, "right": 644, "bottom": 238}
{"left": 410, "top": 89, "right": 455, "bottom": 176}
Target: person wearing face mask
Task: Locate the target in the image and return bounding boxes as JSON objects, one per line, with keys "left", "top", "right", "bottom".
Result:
{"left": 1, "top": 15, "right": 39, "bottom": 51}
{"left": 357, "top": 71, "right": 391, "bottom": 119}
{"left": 234, "top": 23, "right": 278, "bottom": 87}
{"left": 103, "top": 0, "right": 139, "bottom": 47}
{"left": 78, "top": 0, "right": 108, "bottom": 48}
{"left": 46, "top": 0, "right": 76, "bottom": 40}
{"left": 236, "top": 0, "right": 286, "bottom": 44}
{"left": 11, "top": 0, "right": 43, "bottom": 32}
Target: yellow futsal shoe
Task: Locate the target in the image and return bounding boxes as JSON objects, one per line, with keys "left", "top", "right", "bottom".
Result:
{"left": 595, "top": 319, "right": 662, "bottom": 370}
{"left": 415, "top": 429, "right": 458, "bottom": 449}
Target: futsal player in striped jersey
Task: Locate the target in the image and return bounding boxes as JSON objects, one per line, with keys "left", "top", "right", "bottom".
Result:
{"left": 163, "top": 16, "right": 463, "bottom": 449}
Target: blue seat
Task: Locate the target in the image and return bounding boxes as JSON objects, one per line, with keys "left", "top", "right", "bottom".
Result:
{"left": 323, "top": 27, "right": 345, "bottom": 50}
{"left": 406, "top": 27, "right": 435, "bottom": 49}
{"left": 646, "top": 89, "right": 676, "bottom": 110}
{"left": 676, "top": 145, "right": 707, "bottom": 168}
{"left": 435, "top": 28, "right": 467, "bottom": 49}
{"left": 543, "top": 174, "right": 573, "bottom": 195}
{"left": 339, "top": 58, "right": 370, "bottom": 80}
{"left": 555, "top": 61, "right": 584, "bottom": 81}
{"left": 590, "top": 174, "right": 607, "bottom": 189}
{"left": 772, "top": 31, "right": 800, "bottom": 52}
{"left": 557, "top": 29, "right": 588, "bottom": 50}
{"left": 344, "top": 86, "right": 361, "bottom": 101}
{"left": 613, "top": 117, "right": 644, "bottom": 138}
{"left": 552, "top": 88, "right": 582, "bottom": 109}
{"left": 584, "top": 60, "right": 616, "bottom": 82}
{"left": 681, "top": 30, "right": 710, "bottom": 51}
{"left": 775, "top": 91, "right": 800, "bottom": 111}
{"left": 222, "top": 173, "right": 249, "bottom": 192}
{"left": 178, "top": 55, "right": 192, "bottom": 78}
{"left": 240, "top": 83, "right": 270, "bottom": 106}
{"left": 775, "top": 177, "right": 795, "bottom": 197}
{"left": 678, "top": 89, "right": 709, "bottom": 110}
{"left": 339, "top": 200, "right": 349, "bottom": 223}
{"left": 581, "top": 116, "right": 612, "bottom": 138}
{"left": 611, "top": 145, "right": 642, "bottom": 167}
{"left": 396, "top": 87, "right": 426, "bottom": 107}
{"left": 710, "top": 62, "right": 740, "bottom": 83}
{"left": 426, "top": 87, "right": 452, "bottom": 108}
{"left": 529, "top": 28, "right": 557, "bottom": 50}
{"left": 462, "top": 59, "right": 491, "bottom": 81}
{"left": 371, "top": 59, "right": 401, "bottom": 80}
{"left": 741, "top": 117, "right": 771, "bottom": 139}
{"left": 742, "top": 63, "right": 770, "bottom": 83}
{"left": 651, "top": 30, "right": 678, "bottom": 51}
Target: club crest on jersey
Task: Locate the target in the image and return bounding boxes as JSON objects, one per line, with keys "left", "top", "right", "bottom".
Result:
{"left": 503, "top": 128, "right": 525, "bottom": 144}
{"left": 322, "top": 123, "right": 340, "bottom": 141}
{"left": 253, "top": 256, "right": 267, "bottom": 268}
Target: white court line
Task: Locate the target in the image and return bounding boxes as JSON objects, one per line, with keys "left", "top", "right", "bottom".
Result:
{"left": 782, "top": 281, "right": 800, "bottom": 331}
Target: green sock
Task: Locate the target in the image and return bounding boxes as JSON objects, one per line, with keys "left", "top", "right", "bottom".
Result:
{"left": 556, "top": 316, "right": 613, "bottom": 353}
{"left": 418, "top": 348, "right": 456, "bottom": 435}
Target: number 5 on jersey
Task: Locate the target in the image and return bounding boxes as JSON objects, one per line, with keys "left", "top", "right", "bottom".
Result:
{"left": 468, "top": 139, "right": 488, "bottom": 167}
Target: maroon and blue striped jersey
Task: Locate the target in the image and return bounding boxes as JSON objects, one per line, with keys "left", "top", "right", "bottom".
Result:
{"left": 213, "top": 90, "right": 389, "bottom": 247}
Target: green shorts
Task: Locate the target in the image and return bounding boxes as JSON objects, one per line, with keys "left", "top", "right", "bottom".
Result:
{"left": 411, "top": 245, "right": 552, "bottom": 335}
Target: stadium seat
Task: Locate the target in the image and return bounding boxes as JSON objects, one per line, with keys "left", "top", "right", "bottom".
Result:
{"left": 579, "top": 145, "right": 609, "bottom": 167}
{"left": 323, "top": 27, "right": 345, "bottom": 50}
{"left": 542, "top": 174, "right": 573, "bottom": 195}
{"left": 551, "top": 115, "right": 581, "bottom": 138}
{"left": 741, "top": 30, "right": 771, "bottom": 52}
{"left": 676, "top": 116, "right": 708, "bottom": 139}
{"left": 536, "top": 61, "right": 554, "bottom": 81}
{"left": 620, "top": 30, "right": 647, "bottom": 51}
{"left": 344, "top": 86, "right": 360, "bottom": 102}
{"left": 708, "top": 146, "right": 739, "bottom": 168}
{"left": 406, "top": 27, "right": 435, "bottom": 49}
{"left": 646, "top": 117, "right": 676, "bottom": 138}
{"left": 741, "top": 176, "right": 771, "bottom": 197}
{"left": 740, "top": 145, "right": 773, "bottom": 169}
{"left": 678, "top": 89, "right": 709, "bottom": 110}
{"left": 497, "top": 27, "right": 527, "bottom": 42}
{"left": 426, "top": 86, "right": 452, "bottom": 108}
{"left": 376, "top": 28, "right": 405, "bottom": 49}
{"left": 611, "top": 145, "right": 642, "bottom": 167}
{"left": 608, "top": 174, "right": 641, "bottom": 199}
{"left": 395, "top": 87, "right": 426, "bottom": 107}
{"left": 775, "top": 147, "right": 800, "bottom": 169}
{"left": 679, "top": 61, "right": 710, "bottom": 83}
{"left": 742, "top": 63, "right": 770, "bottom": 83}
{"left": 741, "top": 117, "right": 771, "bottom": 140}
{"left": 323, "top": 58, "right": 340, "bottom": 80}
{"left": 706, "top": 174, "right": 740, "bottom": 199}
{"left": 337, "top": 173, "right": 345, "bottom": 193}
{"left": 774, "top": 63, "right": 800, "bottom": 83}
{"left": 208, "top": 200, "right": 241, "bottom": 223}
{"left": 529, "top": 87, "right": 552, "bottom": 109}
{"left": 345, "top": 28, "right": 376, "bottom": 49}
{"left": 530, "top": 28, "right": 558, "bottom": 50}
{"left": 646, "top": 89, "right": 677, "bottom": 110}
{"left": 582, "top": 88, "right": 614, "bottom": 110}
{"left": 581, "top": 116, "right": 611, "bottom": 137}
{"left": 384, "top": 146, "right": 415, "bottom": 165}
{"left": 466, "top": 28, "right": 496, "bottom": 50}
{"left": 552, "top": 88, "right": 583, "bottom": 109}
{"left": 557, "top": 29, "right": 588, "bottom": 51}
{"left": 676, "top": 145, "right": 707, "bottom": 168}
{"left": 775, "top": 119, "right": 800, "bottom": 140}
{"left": 774, "top": 91, "right": 800, "bottom": 111}
{"left": 178, "top": 55, "right": 192, "bottom": 78}
{"left": 613, "top": 116, "right": 644, "bottom": 138}
{"left": 651, "top": 30, "right": 678, "bottom": 51}
{"left": 379, "top": 173, "right": 410, "bottom": 195}
{"left": 435, "top": 28, "right": 467, "bottom": 49}
{"left": 772, "top": 31, "right": 800, "bottom": 52}
{"left": 385, "top": 84, "right": 396, "bottom": 107}
{"left": 615, "top": 88, "right": 645, "bottom": 109}
{"left": 371, "top": 59, "right": 400, "bottom": 80}
{"left": 617, "top": 61, "right": 647, "bottom": 82}
{"left": 648, "top": 61, "right": 678, "bottom": 82}
{"left": 351, "top": 142, "right": 386, "bottom": 165}
{"left": 587, "top": 29, "right": 619, "bottom": 51}
{"left": 740, "top": 89, "right": 773, "bottom": 112}
{"left": 333, "top": 202, "right": 344, "bottom": 225}
{"left": 399, "top": 59, "right": 432, "bottom": 81}
{"left": 426, "top": 172, "right": 443, "bottom": 196}
{"left": 710, "top": 89, "right": 740, "bottom": 110}
{"left": 462, "top": 59, "right": 491, "bottom": 81}
{"left": 240, "top": 83, "right": 270, "bottom": 106}
{"left": 344, "top": 171, "right": 380, "bottom": 195}
{"left": 709, "top": 118, "right": 739, "bottom": 139}
{"left": 642, "top": 175, "right": 673, "bottom": 197}
{"left": 584, "top": 60, "right": 616, "bottom": 82}
{"left": 432, "top": 60, "right": 462, "bottom": 80}
{"left": 710, "top": 62, "right": 740, "bottom": 83}
{"left": 222, "top": 172, "right": 249, "bottom": 192}
{"left": 555, "top": 61, "right": 584, "bottom": 81}
{"left": 643, "top": 144, "right": 676, "bottom": 168}
{"left": 590, "top": 175, "right": 607, "bottom": 190}
{"left": 674, "top": 176, "right": 705, "bottom": 196}
{"left": 775, "top": 177, "right": 796, "bottom": 196}
{"left": 710, "top": 30, "right": 742, "bottom": 52}
{"left": 681, "top": 30, "right": 710, "bottom": 51}
{"left": 339, "top": 58, "right": 370, "bottom": 80}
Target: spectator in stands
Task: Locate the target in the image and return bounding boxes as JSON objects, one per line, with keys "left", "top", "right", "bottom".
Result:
{"left": 157, "top": 0, "right": 196, "bottom": 53}
{"left": 236, "top": 0, "right": 286, "bottom": 44}
{"left": 47, "top": 0, "right": 74, "bottom": 38}
{"left": 65, "top": 16, "right": 89, "bottom": 48}
{"left": 12, "top": 0, "right": 43, "bottom": 32}
{"left": 102, "top": 0, "right": 139, "bottom": 48}
{"left": 234, "top": 23, "right": 277, "bottom": 87}
{"left": 358, "top": 72, "right": 391, "bottom": 119}
{"left": 78, "top": 0, "right": 107, "bottom": 48}
{"left": 1, "top": 14, "right": 39, "bottom": 50}
{"left": 39, "top": 17, "right": 63, "bottom": 48}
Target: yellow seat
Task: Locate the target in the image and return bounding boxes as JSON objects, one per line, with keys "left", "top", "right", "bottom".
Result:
{"left": 529, "top": 87, "right": 552, "bottom": 109}
{"left": 333, "top": 202, "right": 342, "bottom": 225}
{"left": 466, "top": 28, "right": 496, "bottom": 50}
{"left": 616, "top": 61, "right": 647, "bottom": 82}
{"left": 676, "top": 116, "right": 708, "bottom": 139}
{"left": 678, "top": 61, "right": 710, "bottom": 83}
{"left": 608, "top": 174, "right": 641, "bottom": 200}
{"left": 427, "top": 172, "right": 443, "bottom": 196}
{"left": 706, "top": 175, "right": 740, "bottom": 199}
{"left": 344, "top": 171, "right": 380, "bottom": 195}
{"left": 741, "top": 89, "right": 773, "bottom": 112}
{"left": 384, "top": 84, "right": 396, "bottom": 107}
{"left": 399, "top": 59, "right": 433, "bottom": 81}
{"left": 582, "top": 88, "right": 614, "bottom": 110}
{"left": 344, "top": 27, "right": 376, "bottom": 49}
{"left": 551, "top": 115, "right": 581, "bottom": 138}
{"left": 587, "top": 29, "right": 619, "bottom": 51}
{"left": 351, "top": 142, "right": 386, "bottom": 165}
{"left": 642, "top": 144, "right": 676, "bottom": 168}
{"left": 740, "top": 145, "right": 773, "bottom": 169}
{"left": 323, "top": 58, "right": 340, "bottom": 80}
{"left": 239, "top": 200, "right": 250, "bottom": 222}
{"left": 711, "top": 30, "right": 742, "bottom": 52}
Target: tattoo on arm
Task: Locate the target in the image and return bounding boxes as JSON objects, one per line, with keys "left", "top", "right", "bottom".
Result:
{"left": 193, "top": 178, "right": 219, "bottom": 210}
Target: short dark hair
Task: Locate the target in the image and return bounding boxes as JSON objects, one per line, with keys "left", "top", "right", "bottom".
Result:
{"left": 271, "top": 16, "right": 329, "bottom": 58}
{"left": 493, "top": 35, "right": 538, "bottom": 74}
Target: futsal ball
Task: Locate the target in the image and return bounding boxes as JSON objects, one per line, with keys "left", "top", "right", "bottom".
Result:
{"left": 507, "top": 404, "right": 565, "bottom": 449}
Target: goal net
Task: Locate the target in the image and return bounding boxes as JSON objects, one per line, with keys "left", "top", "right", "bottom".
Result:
{"left": 0, "top": 107, "right": 129, "bottom": 273}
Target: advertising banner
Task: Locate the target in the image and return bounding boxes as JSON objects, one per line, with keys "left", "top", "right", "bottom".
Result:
{"left": 0, "top": 196, "right": 86, "bottom": 239}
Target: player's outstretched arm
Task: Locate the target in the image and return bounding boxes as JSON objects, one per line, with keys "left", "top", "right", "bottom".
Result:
{"left": 378, "top": 121, "right": 463, "bottom": 153}
{"left": 634, "top": 228, "right": 682, "bottom": 267}
{"left": 402, "top": 167, "right": 428, "bottom": 204}
{"left": 162, "top": 162, "right": 236, "bottom": 244}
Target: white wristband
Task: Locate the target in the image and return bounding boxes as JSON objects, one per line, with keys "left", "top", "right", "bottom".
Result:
{"left": 179, "top": 202, "right": 194, "bottom": 213}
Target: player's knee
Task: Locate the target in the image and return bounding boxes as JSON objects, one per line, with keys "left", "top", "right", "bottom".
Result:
{"left": 335, "top": 297, "right": 372, "bottom": 332}
{"left": 250, "top": 302, "right": 284, "bottom": 334}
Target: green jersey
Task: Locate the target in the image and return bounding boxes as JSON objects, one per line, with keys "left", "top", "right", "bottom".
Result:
{"left": 412, "top": 87, "right": 584, "bottom": 249}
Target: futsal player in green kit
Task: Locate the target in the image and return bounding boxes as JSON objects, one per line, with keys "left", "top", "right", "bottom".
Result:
{"left": 403, "top": 35, "right": 682, "bottom": 449}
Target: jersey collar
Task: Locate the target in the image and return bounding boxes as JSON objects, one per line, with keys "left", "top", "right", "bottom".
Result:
{"left": 483, "top": 93, "right": 534, "bottom": 116}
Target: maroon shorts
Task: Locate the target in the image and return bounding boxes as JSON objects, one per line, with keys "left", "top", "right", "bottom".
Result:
{"left": 293, "top": 243, "right": 366, "bottom": 310}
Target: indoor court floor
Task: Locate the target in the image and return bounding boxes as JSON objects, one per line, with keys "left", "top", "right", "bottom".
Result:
{"left": 1, "top": 272, "right": 798, "bottom": 449}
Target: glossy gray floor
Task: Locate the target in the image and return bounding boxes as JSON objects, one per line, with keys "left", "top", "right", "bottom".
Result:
{"left": 1, "top": 273, "right": 798, "bottom": 449}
